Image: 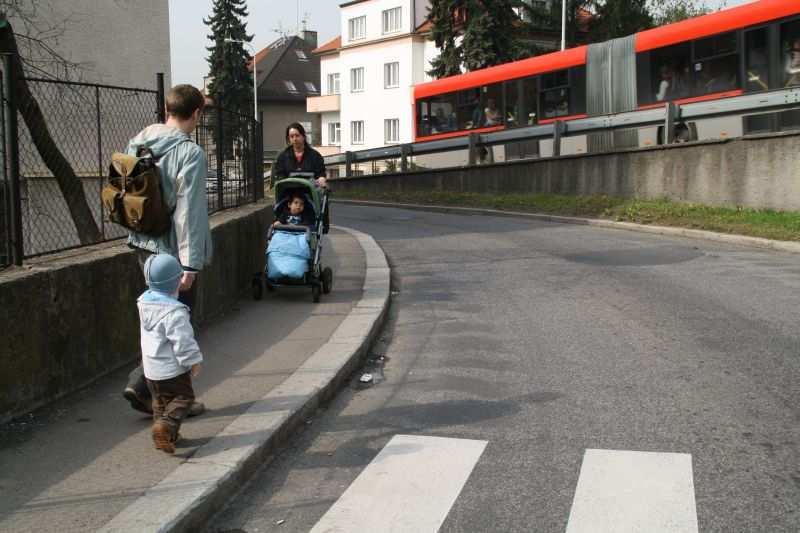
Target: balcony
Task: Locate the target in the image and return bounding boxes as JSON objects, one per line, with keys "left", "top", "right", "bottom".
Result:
{"left": 307, "top": 94, "right": 340, "bottom": 113}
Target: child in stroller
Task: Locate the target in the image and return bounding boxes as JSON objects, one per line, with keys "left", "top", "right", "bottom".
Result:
{"left": 252, "top": 172, "right": 332, "bottom": 302}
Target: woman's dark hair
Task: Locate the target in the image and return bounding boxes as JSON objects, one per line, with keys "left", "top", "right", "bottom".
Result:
{"left": 285, "top": 122, "right": 307, "bottom": 145}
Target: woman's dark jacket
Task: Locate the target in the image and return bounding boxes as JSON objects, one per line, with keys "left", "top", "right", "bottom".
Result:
{"left": 272, "top": 144, "right": 326, "bottom": 181}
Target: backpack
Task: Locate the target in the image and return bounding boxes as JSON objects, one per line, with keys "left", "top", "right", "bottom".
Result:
{"left": 101, "top": 147, "right": 171, "bottom": 236}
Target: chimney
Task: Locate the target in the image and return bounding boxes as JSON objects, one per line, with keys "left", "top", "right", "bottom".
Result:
{"left": 301, "top": 30, "right": 317, "bottom": 48}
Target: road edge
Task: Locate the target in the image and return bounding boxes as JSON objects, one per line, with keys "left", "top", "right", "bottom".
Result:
{"left": 99, "top": 226, "right": 391, "bottom": 533}
{"left": 333, "top": 199, "right": 800, "bottom": 254}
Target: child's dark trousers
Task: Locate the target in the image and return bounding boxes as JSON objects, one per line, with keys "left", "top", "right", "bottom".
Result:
{"left": 146, "top": 371, "right": 195, "bottom": 438}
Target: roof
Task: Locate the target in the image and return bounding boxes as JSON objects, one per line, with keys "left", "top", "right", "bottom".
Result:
{"left": 313, "top": 36, "right": 341, "bottom": 55}
{"left": 250, "top": 34, "right": 321, "bottom": 102}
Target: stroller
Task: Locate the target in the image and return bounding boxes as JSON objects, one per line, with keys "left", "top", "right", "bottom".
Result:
{"left": 252, "top": 172, "right": 333, "bottom": 303}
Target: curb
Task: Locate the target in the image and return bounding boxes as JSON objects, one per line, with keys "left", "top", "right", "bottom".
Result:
{"left": 99, "top": 226, "right": 391, "bottom": 533}
{"left": 334, "top": 199, "right": 800, "bottom": 254}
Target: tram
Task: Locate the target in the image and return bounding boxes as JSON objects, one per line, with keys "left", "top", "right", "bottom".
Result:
{"left": 413, "top": 0, "right": 800, "bottom": 155}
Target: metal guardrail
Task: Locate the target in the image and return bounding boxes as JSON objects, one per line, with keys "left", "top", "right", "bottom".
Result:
{"left": 324, "top": 87, "right": 800, "bottom": 172}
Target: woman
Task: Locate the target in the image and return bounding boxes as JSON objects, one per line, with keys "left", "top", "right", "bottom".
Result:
{"left": 273, "top": 122, "right": 328, "bottom": 188}
{"left": 272, "top": 122, "right": 329, "bottom": 232}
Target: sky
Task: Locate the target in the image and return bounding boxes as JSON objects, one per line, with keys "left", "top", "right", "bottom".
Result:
{"left": 168, "top": 0, "right": 756, "bottom": 89}
{"left": 169, "top": 0, "right": 341, "bottom": 88}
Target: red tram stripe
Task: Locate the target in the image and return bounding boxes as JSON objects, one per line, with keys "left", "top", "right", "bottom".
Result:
{"left": 635, "top": 0, "right": 800, "bottom": 52}
{"left": 414, "top": 46, "right": 587, "bottom": 99}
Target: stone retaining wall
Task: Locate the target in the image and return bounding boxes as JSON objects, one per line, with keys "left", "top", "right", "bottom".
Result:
{"left": 0, "top": 202, "right": 272, "bottom": 423}
{"left": 331, "top": 133, "right": 800, "bottom": 211}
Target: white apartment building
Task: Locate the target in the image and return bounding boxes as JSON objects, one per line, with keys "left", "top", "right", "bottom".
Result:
{"left": 307, "top": 0, "right": 438, "bottom": 156}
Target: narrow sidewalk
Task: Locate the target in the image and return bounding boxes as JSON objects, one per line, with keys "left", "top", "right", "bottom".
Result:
{"left": 0, "top": 227, "right": 390, "bottom": 533}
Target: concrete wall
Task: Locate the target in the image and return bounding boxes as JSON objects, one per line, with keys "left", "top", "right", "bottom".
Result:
{"left": 11, "top": 0, "right": 170, "bottom": 87}
{"left": 331, "top": 133, "right": 800, "bottom": 211}
{"left": 0, "top": 202, "right": 273, "bottom": 423}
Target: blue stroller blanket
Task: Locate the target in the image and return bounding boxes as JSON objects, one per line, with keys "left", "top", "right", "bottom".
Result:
{"left": 267, "top": 230, "right": 311, "bottom": 280}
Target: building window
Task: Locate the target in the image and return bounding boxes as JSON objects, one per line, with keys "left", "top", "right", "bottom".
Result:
{"left": 382, "top": 7, "right": 402, "bottom": 34}
{"left": 295, "top": 49, "right": 308, "bottom": 61}
{"left": 327, "top": 73, "right": 340, "bottom": 94}
{"left": 384, "top": 62, "right": 399, "bottom": 88}
{"left": 351, "top": 120, "right": 364, "bottom": 144}
{"left": 328, "top": 122, "right": 341, "bottom": 145}
{"left": 384, "top": 118, "right": 399, "bottom": 143}
{"left": 283, "top": 80, "right": 298, "bottom": 92}
{"left": 305, "top": 81, "right": 317, "bottom": 93}
{"left": 351, "top": 67, "right": 364, "bottom": 92}
{"left": 349, "top": 15, "right": 366, "bottom": 41}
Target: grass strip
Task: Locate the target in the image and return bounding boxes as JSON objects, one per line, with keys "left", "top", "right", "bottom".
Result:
{"left": 337, "top": 189, "right": 800, "bottom": 242}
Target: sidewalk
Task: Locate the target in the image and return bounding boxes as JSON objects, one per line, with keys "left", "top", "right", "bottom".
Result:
{"left": 0, "top": 227, "right": 390, "bottom": 533}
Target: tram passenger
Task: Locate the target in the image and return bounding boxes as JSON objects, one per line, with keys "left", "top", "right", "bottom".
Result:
{"left": 656, "top": 65, "right": 674, "bottom": 101}
{"left": 484, "top": 98, "right": 502, "bottom": 126}
{"left": 784, "top": 38, "right": 800, "bottom": 87}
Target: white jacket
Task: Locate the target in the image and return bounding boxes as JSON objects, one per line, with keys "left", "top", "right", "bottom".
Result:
{"left": 138, "top": 290, "right": 203, "bottom": 381}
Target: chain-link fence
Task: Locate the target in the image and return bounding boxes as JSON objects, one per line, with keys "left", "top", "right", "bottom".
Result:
{"left": 0, "top": 67, "right": 263, "bottom": 268}
{"left": 195, "top": 105, "right": 263, "bottom": 215}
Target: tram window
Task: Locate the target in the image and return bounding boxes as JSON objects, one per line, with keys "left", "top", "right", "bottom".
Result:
{"left": 416, "top": 100, "right": 431, "bottom": 136}
{"left": 636, "top": 52, "right": 652, "bottom": 105}
{"left": 456, "top": 87, "right": 481, "bottom": 129}
{"left": 745, "top": 28, "right": 770, "bottom": 92}
{"left": 540, "top": 69, "right": 570, "bottom": 118}
{"left": 541, "top": 69, "right": 568, "bottom": 90}
{"left": 570, "top": 66, "right": 586, "bottom": 115}
{"left": 429, "top": 93, "right": 457, "bottom": 134}
{"left": 694, "top": 32, "right": 737, "bottom": 59}
{"left": 457, "top": 84, "right": 502, "bottom": 129}
{"left": 641, "top": 43, "right": 692, "bottom": 104}
{"left": 483, "top": 84, "right": 503, "bottom": 127}
{"left": 693, "top": 31, "right": 739, "bottom": 94}
{"left": 505, "top": 79, "right": 520, "bottom": 127}
{"left": 504, "top": 76, "right": 538, "bottom": 127}
{"left": 781, "top": 20, "right": 800, "bottom": 87}
{"left": 694, "top": 54, "right": 739, "bottom": 94}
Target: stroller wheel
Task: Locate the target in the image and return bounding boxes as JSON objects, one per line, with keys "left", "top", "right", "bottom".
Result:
{"left": 312, "top": 284, "right": 321, "bottom": 303}
{"left": 322, "top": 267, "right": 333, "bottom": 294}
{"left": 252, "top": 276, "right": 263, "bottom": 301}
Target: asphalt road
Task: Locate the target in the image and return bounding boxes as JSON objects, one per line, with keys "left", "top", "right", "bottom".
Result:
{"left": 209, "top": 204, "right": 800, "bottom": 533}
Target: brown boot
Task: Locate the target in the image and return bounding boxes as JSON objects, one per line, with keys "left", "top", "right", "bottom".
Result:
{"left": 152, "top": 420, "right": 175, "bottom": 454}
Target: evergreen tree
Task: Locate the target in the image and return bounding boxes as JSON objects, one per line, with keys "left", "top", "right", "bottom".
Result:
{"left": 461, "top": 0, "right": 528, "bottom": 71}
{"left": 427, "top": 0, "right": 531, "bottom": 78}
{"left": 649, "top": 0, "right": 713, "bottom": 26}
{"left": 590, "top": 0, "right": 654, "bottom": 42}
{"left": 428, "top": 0, "right": 466, "bottom": 78}
{"left": 204, "top": 0, "right": 253, "bottom": 114}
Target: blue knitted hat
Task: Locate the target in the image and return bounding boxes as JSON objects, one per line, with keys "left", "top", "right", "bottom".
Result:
{"left": 143, "top": 254, "right": 183, "bottom": 294}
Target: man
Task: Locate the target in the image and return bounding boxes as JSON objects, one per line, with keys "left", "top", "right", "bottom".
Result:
{"left": 122, "top": 84, "right": 213, "bottom": 417}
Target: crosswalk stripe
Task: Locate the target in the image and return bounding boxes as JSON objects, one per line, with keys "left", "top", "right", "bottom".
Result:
{"left": 566, "top": 449, "right": 699, "bottom": 533}
{"left": 310, "top": 435, "right": 487, "bottom": 533}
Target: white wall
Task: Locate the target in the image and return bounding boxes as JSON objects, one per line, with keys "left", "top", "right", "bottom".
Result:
{"left": 339, "top": 37, "right": 416, "bottom": 151}
{"left": 341, "top": 0, "right": 412, "bottom": 46}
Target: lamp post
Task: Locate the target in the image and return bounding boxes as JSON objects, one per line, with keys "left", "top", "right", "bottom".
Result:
{"left": 561, "top": 0, "right": 566, "bottom": 51}
{"left": 225, "top": 38, "right": 258, "bottom": 120}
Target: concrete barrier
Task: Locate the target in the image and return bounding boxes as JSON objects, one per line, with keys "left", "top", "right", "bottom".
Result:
{"left": 331, "top": 132, "right": 800, "bottom": 211}
{"left": 0, "top": 202, "right": 272, "bottom": 423}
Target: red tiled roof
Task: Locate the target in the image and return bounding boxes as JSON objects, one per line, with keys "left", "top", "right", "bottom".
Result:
{"left": 247, "top": 46, "right": 270, "bottom": 72}
{"left": 313, "top": 36, "right": 341, "bottom": 55}
{"left": 415, "top": 20, "right": 433, "bottom": 34}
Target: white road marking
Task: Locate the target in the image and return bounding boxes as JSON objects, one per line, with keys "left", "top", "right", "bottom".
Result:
{"left": 310, "top": 434, "right": 487, "bottom": 533}
{"left": 566, "top": 448, "right": 699, "bottom": 533}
